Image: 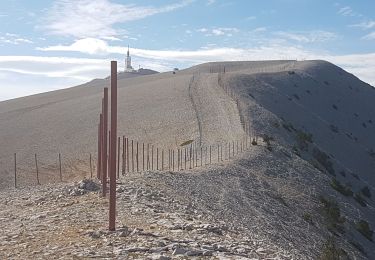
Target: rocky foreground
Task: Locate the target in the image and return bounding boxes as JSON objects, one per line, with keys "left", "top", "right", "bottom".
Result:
{"left": 0, "top": 175, "right": 291, "bottom": 259}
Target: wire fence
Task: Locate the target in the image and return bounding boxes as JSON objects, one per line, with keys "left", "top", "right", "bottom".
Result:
{"left": 4, "top": 66, "right": 262, "bottom": 189}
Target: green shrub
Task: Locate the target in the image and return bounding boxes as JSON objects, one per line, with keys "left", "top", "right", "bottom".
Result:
{"left": 302, "top": 213, "right": 313, "bottom": 224}
{"left": 319, "top": 238, "right": 348, "bottom": 260}
{"left": 330, "top": 179, "right": 353, "bottom": 197}
{"left": 361, "top": 186, "right": 371, "bottom": 198}
{"left": 313, "top": 148, "right": 335, "bottom": 175}
{"left": 354, "top": 193, "right": 367, "bottom": 207}
{"left": 282, "top": 122, "right": 296, "bottom": 132}
{"left": 319, "top": 196, "right": 345, "bottom": 233}
{"left": 356, "top": 220, "right": 373, "bottom": 241}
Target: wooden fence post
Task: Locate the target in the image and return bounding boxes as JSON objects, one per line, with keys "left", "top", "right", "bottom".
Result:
{"left": 157, "top": 148, "right": 159, "bottom": 170}
{"left": 14, "top": 153, "right": 17, "bottom": 188}
{"left": 90, "top": 153, "right": 93, "bottom": 179}
{"left": 59, "top": 153, "right": 62, "bottom": 182}
{"left": 143, "top": 143, "right": 145, "bottom": 171}
{"left": 35, "top": 153, "right": 40, "bottom": 185}
{"left": 117, "top": 137, "right": 120, "bottom": 179}
{"left": 152, "top": 145, "right": 154, "bottom": 171}
{"left": 131, "top": 140, "right": 134, "bottom": 173}
{"left": 136, "top": 141, "right": 139, "bottom": 172}
{"left": 209, "top": 145, "right": 212, "bottom": 164}
{"left": 146, "top": 144, "right": 150, "bottom": 170}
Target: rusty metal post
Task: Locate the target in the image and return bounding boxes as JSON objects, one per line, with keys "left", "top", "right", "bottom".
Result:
{"left": 152, "top": 145, "right": 154, "bottom": 171}
{"left": 147, "top": 144, "right": 150, "bottom": 170}
{"left": 131, "top": 140, "right": 134, "bottom": 172}
{"left": 97, "top": 116, "right": 102, "bottom": 180}
{"left": 136, "top": 142, "right": 139, "bottom": 172}
{"left": 189, "top": 144, "right": 192, "bottom": 169}
{"left": 157, "top": 148, "right": 159, "bottom": 170}
{"left": 178, "top": 149, "right": 180, "bottom": 170}
{"left": 14, "top": 153, "right": 17, "bottom": 188}
{"left": 142, "top": 143, "right": 145, "bottom": 171}
{"left": 102, "top": 88, "right": 109, "bottom": 197}
{"left": 59, "top": 153, "right": 62, "bottom": 181}
{"left": 210, "top": 145, "right": 212, "bottom": 164}
{"left": 117, "top": 137, "right": 120, "bottom": 179}
{"left": 200, "top": 147, "right": 203, "bottom": 167}
{"left": 109, "top": 60, "right": 117, "bottom": 231}
{"left": 35, "top": 153, "right": 40, "bottom": 185}
{"left": 217, "top": 144, "right": 219, "bottom": 162}
{"left": 122, "top": 136, "right": 125, "bottom": 175}
{"left": 205, "top": 147, "right": 207, "bottom": 165}
{"left": 184, "top": 148, "right": 187, "bottom": 169}
{"left": 172, "top": 149, "right": 175, "bottom": 171}
{"left": 126, "top": 138, "right": 129, "bottom": 173}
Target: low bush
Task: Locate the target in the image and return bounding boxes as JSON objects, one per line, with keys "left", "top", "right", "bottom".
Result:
{"left": 330, "top": 179, "right": 353, "bottom": 197}
{"left": 356, "top": 220, "right": 373, "bottom": 241}
{"left": 354, "top": 193, "right": 367, "bottom": 207}
{"left": 361, "top": 186, "right": 371, "bottom": 198}
{"left": 319, "top": 196, "right": 345, "bottom": 233}
{"left": 302, "top": 213, "right": 313, "bottom": 224}
{"left": 313, "top": 148, "right": 335, "bottom": 175}
{"left": 319, "top": 238, "right": 348, "bottom": 260}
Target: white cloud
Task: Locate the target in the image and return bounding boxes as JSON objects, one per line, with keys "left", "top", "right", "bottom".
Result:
{"left": 246, "top": 16, "right": 256, "bottom": 20}
{"left": 3, "top": 44, "right": 375, "bottom": 100}
{"left": 350, "top": 20, "right": 375, "bottom": 30}
{"left": 0, "top": 33, "right": 33, "bottom": 45}
{"left": 362, "top": 31, "right": 375, "bottom": 40}
{"left": 207, "top": 0, "right": 216, "bottom": 5}
{"left": 197, "top": 27, "right": 239, "bottom": 37}
{"left": 41, "top": 0, "right": 193, "bottom": 38}
{"left": 38, "top": 38, "right": 110, "bottom": 55}
{"left": 275, "top": 30, "right": 337, "bottom": 43}
{"left": 252, "top": 27, "right": 267, "bottom": 33}
{"left": 338, "top": 6, "right": 354, "bottom": 16}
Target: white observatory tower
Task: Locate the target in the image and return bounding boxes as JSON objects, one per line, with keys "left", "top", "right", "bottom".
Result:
{"left": 125, "top": 45, "right": 134, "bottom": 72}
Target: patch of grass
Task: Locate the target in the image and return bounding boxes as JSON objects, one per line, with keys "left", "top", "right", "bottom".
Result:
{"left": 292, "top": 145, "right": 301, "bottom": 157}
{"left": 319, "top": 238, "right": 348, "bottom": 260}
{"left": 354, "top": 193, "right": 367, "bottom": 207}
{"left": 313, "top": 148, "right": 335, "bottom": 175}
{"left": 302, "top": 213, "right": 313, "bottom": 224}
{"left": 356, "top": 220, "right": 373, "bottom": 241}
{"left": 180, "top": 140, "right": 194, "bottom": 146}
{"left": 319, "top": 196, "right": 345, "bottom": 233}
{"left": 296, "top": 129, "right": 313, "bottom": 151}
{"left": 262, "top": 135, "right": 274, "bottom": 151}
{"left": 330, "top": 179, "right": 353, "bottom": 197}
{"left": 282, "top": 122, "right": 296, "bottom": 132}
{"left": 361, "top": 186, "right": 371, "bottom": 198}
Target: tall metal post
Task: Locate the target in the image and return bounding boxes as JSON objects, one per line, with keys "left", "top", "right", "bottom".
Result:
{"left": 102, "top": 88, "right": 109, "bottom": 197}
{"left": 109, "top": 61, "right": 117, "bottom": 231}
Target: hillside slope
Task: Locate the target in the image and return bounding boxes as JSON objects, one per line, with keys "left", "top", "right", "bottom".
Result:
{"left": 1, "top": 60, "right": 375, "bottom": 258}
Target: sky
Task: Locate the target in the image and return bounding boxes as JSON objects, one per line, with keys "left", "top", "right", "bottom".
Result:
{"left": 0, "top": 0, "right": 375, "bottom": 101}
